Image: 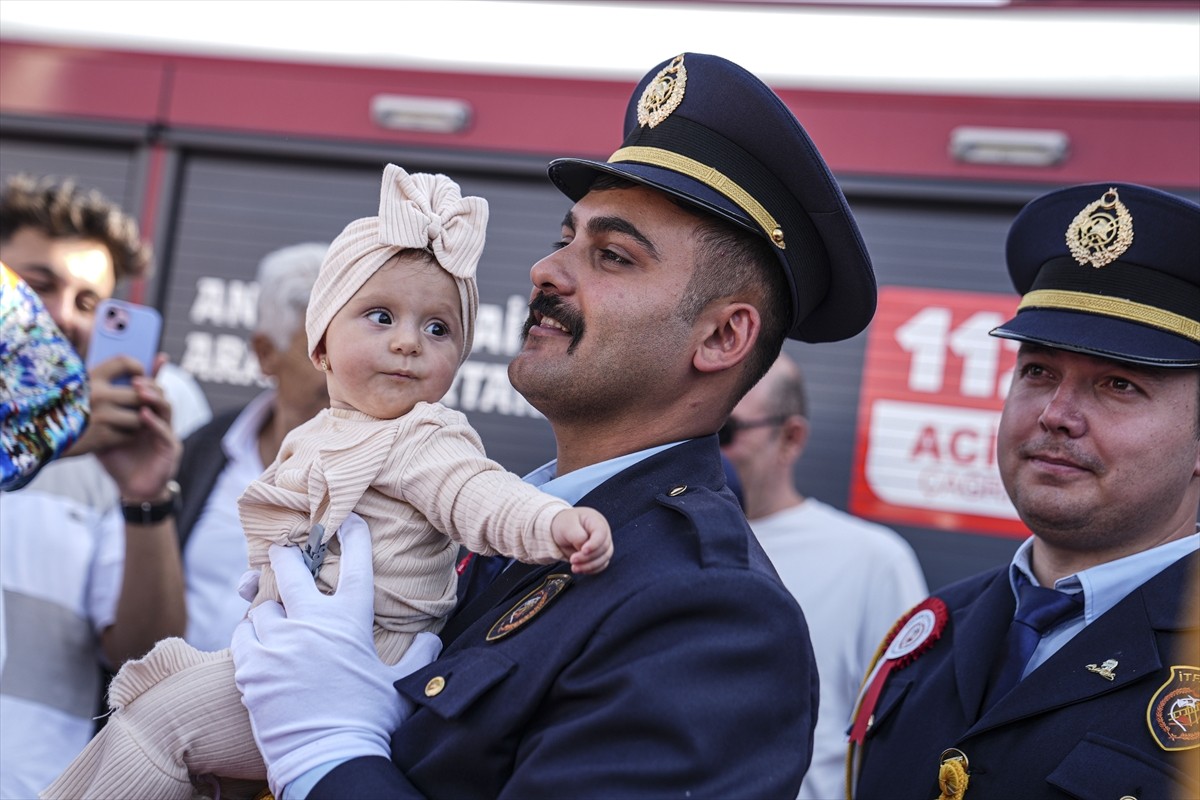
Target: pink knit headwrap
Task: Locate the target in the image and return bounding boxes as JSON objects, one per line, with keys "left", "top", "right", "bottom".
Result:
{"left": 306, "top": 163, "right": 488, "bottom": 365}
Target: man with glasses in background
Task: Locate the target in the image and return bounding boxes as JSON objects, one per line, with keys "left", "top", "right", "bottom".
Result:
{"left": 720, "top": 350, "right": 927, "bottom": 800}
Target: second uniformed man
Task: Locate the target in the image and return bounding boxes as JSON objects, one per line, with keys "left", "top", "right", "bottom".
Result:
{"left": 848, "top": 182, "right": 1200, "bottom": 799}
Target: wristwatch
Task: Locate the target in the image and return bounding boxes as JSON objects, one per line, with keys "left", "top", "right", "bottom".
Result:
{"left": 121, "top": 480, "right": 181, "bottom": 525}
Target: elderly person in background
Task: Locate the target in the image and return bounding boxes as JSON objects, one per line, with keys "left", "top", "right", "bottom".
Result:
{"left": 178, "top": 242, "right": 330, "bottom": 652}
{"left": 720, "top": 351, "right": 927, "bottom": 800}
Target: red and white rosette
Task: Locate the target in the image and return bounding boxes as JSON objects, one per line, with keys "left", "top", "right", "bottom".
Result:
{"left": 845, "top": 597, "right": 949, "bottom": 797}
{"left": 849, "top": 596, "right": 948, "bottom": 744}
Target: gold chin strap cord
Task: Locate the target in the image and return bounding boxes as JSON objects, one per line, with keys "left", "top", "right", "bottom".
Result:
{"left": 608, "top": 146, "right": 785, "bottom": 250}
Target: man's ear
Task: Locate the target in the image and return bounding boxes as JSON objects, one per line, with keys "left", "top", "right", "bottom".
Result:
{"left": 693, "top": 302, "right": 760, "bottom": 374}
{"left": 782, "top": 414, "right": 810, "bottom": 460}
{"left": 250, "top": 332, "right": 279, "bottom": 378}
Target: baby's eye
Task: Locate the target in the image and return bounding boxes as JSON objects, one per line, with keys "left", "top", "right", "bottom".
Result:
{"left": 366, "top": 309, "right": 393, "bottom": 325}
{"left": 425, "top": 320, "right": 450, "bottom": 338}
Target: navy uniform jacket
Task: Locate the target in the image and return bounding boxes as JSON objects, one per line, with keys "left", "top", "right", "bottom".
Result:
{"left": 311, "top": 437, "right": 818, "bottom": 799}
{"left": 853, "top": 551, "right": 1200, "bottom": 800}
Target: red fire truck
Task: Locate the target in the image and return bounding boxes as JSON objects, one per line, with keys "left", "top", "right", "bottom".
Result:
{"left": 3, "top": 0, "right": 1196, "bottom": 588}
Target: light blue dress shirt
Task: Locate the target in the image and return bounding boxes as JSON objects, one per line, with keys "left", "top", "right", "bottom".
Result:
{"left": 1009, "top": 530, "right": 1199, "bottom": 678}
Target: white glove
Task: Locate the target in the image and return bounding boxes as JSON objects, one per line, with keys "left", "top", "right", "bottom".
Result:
{"left": 236, "top": 568, "right": 260, "bottom": 603}
{"left": 230, "top": 513, "right": 442, "bottom": 796}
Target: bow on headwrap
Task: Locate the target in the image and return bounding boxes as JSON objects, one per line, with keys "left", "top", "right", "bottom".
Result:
{"left": 306, "top": 163, "right": 489, "bottom": 365}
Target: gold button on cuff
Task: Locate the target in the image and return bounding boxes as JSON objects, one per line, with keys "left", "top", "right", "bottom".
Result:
{"left": 424, "top": 676, "right": 446, "bottom": 697}
{"left": 668, "top": 485, "right": 687, "bottom": 496}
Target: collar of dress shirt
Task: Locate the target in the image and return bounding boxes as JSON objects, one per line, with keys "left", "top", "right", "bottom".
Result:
{"left": 1010, "top": 530, "right": 1200, "bottom": 624}
{"left": 523, "top": 441, "right": 686, "bottom": 504}
{"left": 222, "top": 389, "right": 277, "bottom": 465}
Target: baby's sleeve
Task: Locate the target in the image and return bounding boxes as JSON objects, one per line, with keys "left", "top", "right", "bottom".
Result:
{"left": 394, "top": 412, "right": 569, "bottom": 565}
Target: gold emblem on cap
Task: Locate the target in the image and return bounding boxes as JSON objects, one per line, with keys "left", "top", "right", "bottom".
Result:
{"left": 637, "top": 55, "right": 687, "bottom": 129}
{"left": 1066, "top": 187, "right": 1134, "bottom": 268}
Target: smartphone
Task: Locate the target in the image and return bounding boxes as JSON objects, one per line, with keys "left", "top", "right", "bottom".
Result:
{"left": 86, "top": 299, "right": 163, "bottom": 384}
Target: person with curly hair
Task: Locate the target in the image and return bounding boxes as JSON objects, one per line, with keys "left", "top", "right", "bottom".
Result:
{"left": 0, "top": 175, "right": 185, "bottom": 800}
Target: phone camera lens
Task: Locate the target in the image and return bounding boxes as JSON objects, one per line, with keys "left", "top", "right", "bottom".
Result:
{"left": 116, "top": 321, "right": 127, "bottom": 331}
{"left": 106, "top": 307, "right": 118, "bottom": 319}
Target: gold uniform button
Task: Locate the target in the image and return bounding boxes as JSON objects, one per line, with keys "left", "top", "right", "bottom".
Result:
{"left": 424, "top": 676, "right": 446, "bottom": 697}
{"left": 668, "top": 485, "right": 687, "bottom": 497}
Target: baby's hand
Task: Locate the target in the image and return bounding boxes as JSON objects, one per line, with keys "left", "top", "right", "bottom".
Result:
{"left": 550, "top": 506, "right": 613, "bottom": 575}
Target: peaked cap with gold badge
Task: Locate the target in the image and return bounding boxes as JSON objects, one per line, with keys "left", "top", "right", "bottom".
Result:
{"left": 991, "top": 182, "right": 1200, "bottom": 367}
{"left": 547, "top": 53, "right": 877, "bottom": 343}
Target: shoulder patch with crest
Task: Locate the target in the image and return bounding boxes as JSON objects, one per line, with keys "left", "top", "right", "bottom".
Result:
{"left": 1147, "top": 664, "right": 1200, "bottom": 751}
{"left": 486, "top": 573, "right": 573, "bottom": 642}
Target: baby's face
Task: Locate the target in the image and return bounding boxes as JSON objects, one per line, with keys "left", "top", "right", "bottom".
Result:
{"left": 321, "top": 256, "right": 463, "bottom": 419}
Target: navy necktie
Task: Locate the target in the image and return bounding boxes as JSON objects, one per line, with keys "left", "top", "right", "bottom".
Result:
{"left": 983, "top": 577, "right": 1083, "bottom": 711}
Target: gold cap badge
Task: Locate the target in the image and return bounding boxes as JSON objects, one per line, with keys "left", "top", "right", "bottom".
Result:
{"left": 1066, "top": 187, "right": 1134, "bottom": 268}
{"left": 637, "top": 55, "right": 687, "bottom": 129}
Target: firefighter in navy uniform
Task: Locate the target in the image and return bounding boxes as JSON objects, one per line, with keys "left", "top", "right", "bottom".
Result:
{"left": 848, "top": 182, "right": 1200, "bottom": 800}
{"left": 229, "top": 53, "right": 879, "bottom": 800}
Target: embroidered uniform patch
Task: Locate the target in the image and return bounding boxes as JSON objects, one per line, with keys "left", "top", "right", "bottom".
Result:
{"left": 1147, "top": 664, "right": 1200, "bottom": 751}
{"left": 486, "top": 573, "right": 573, "bottom": 642}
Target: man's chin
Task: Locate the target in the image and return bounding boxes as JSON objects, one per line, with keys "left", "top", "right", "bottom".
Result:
{"left": 1017, "top": 503, "right": 1097, "bottom": 544}
{"left": 509, "top": 344, "right": 563, "bottom": 385}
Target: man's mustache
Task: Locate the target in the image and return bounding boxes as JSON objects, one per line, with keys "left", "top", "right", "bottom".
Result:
{"left": 522, "top": 293, "right": 586, "bottom": 353}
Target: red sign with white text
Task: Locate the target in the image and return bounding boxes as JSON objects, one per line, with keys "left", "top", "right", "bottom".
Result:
{"left": 851, "top": 286, "right": 1028, "bottom": 537}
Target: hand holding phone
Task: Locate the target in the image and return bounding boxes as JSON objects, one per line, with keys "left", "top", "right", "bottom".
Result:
{"left": 86, "top": 299, "right": 163, "bottom": 384}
